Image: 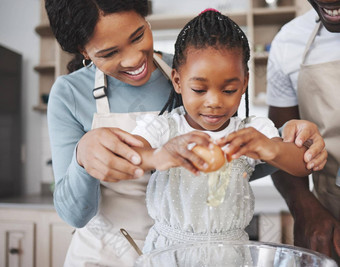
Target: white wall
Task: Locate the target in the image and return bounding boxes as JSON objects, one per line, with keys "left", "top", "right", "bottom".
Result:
{"left": 0, "top": 0, "right": 42, "bottom": 194}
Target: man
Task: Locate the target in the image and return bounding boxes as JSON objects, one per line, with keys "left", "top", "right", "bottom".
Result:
{"left": 267, "top": 0, "right": 340, "bottom": 263}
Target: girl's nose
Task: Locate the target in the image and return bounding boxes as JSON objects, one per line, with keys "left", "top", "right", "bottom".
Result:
{"left": 205, "top": 91, "right": 222, "bottom": 108}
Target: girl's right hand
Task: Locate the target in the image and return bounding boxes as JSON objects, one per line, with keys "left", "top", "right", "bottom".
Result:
{"left": 76, "top": 128, "right": 145, "bottom": 182}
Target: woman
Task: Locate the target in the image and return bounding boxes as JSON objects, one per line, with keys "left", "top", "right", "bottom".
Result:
{"left": 45, "top": 0, "right": 327, "bottom": 266}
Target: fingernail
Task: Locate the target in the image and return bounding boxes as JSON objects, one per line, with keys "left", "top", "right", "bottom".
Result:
{"left": 131, "top": 155, "right": 141, "bottom": 165}
{"left": 306, "top": 154, "right": 312, "bottom": 162}
{"left": 296, "top": 140, "right": 303, "bottom": 146}
{"left": 202, "top": 163, "right": 209, "bottom": 169}
{"left": 209, "top": 143, "right": 214, "bottom": 149}
{"left": 308, "top": 163, "right": 314, "bottom": 170}
{"left": 314, "top": 166, "right": 319, "bottom": 171}
{"left": 134, "top": 169, "right": 144, "bottom": 178}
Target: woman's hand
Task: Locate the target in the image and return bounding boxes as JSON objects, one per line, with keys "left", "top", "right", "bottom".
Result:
{"left": 282, "top": 120, "right": 327, "bottom": 171}
{"left": 155, "top": 131, "right": 212, "bottom": 174}
{"left": 76, "top": 128, "right": 145, "bottom": 182}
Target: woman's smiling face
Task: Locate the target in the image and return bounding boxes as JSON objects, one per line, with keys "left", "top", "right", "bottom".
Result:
{"left": 82, "top": 11, "right": 155, "bottom": 86}
{"left": 172, "top": 47, "right": 249, "bottom": 132}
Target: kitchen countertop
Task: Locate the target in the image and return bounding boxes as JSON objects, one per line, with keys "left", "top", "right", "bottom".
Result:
{"left": 0, "top": 194, "right": 55, "bottom": 210}
{"left": 0, "top": 177, "right": 290, "bottom": 213}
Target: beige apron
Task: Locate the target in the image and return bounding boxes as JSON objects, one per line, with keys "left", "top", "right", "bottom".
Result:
{"left": 297, "top": 21, "right": 340, "bottom": 221}
{"left": 64, "top": 54, "right": 172, "bottom": 267}
{"left": 297, "top": 21, "right": 340, "bottom": 264}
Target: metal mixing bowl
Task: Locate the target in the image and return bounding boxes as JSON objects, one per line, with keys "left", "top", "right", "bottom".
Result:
{"left": 134, "top": 240, "right": 338, "bottom": 267}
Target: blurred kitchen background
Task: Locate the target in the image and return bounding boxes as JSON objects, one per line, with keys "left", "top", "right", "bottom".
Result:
{"left": 0, "top": 0, "right": 313, "bottom": 266}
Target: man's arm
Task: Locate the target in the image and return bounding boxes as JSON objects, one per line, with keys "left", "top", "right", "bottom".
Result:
{"left": 269, "top": 105, "right": 339, "bottom": 257}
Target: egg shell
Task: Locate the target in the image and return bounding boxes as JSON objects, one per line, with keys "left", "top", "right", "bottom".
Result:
{"left": 192, "top": 144, "right": 226, "bottom": 173}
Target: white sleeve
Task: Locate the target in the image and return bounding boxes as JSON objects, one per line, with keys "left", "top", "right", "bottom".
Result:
{"left": 266, "top": 34, "right": 298, "bottom": 107}
{"left": 247, "top": 117, "right": 280, "bottom": 139}
{"left": 131, "top": 114, "right": 170, "bottom": 149}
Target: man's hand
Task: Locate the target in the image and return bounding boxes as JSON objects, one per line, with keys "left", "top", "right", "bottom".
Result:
{"left": 282, "top": 119, "right": 327, "bottom": 171}
{"left": 293, "top": 192, "right": 340, "bottom": 258}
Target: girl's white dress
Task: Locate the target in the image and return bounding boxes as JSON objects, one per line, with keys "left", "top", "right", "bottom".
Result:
{"left": 132, "top": 107, "right": 279, "bottom": 259}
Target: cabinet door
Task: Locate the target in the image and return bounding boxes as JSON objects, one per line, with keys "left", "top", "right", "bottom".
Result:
{"left": 50, "top": 223, "right": 73, "bottom": 267}
{"left": 0, "top": 221, "right": 34, "bottom": 267}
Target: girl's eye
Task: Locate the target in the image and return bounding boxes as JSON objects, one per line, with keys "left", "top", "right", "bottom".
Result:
{"left": 132, "top": 32, "right": 144, "bottom": 42}
{"left": 102, "top": 50, "right": 118, "bottom": 58}
{"left": 223, "top": 89, "right": 237, "bottom": 94}
{"left": 191, "top": 89, "right": 206, "bottom": 93}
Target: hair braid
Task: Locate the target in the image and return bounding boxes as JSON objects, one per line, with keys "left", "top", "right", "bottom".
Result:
{"left": 161, "top": 10, "right": 250, "bottom": 117}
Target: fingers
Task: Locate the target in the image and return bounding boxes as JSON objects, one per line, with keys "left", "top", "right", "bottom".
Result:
{"left": 282, "top": 120, "right": 298, "bottom": 144}
{"left": 101, "top": 129, "right": 142, "bottom": 165}
{"left": 163, "top": 132, "right": 211, "bottom": 174}
{"left": 294, "top": 125, "right": 313, "bottom": 147}
{"left": 86, "top": 144, "right": 144, "bottom": 181}
{"left": 303, "top": 135, "right": 326, "bottom": 163}
{"left": 184, "top": 131, "right": 212, "bottom": 147}
{"left": 310, "top": 233, "right": 333, "bottom": 257}
{"left": 306, "top": 149, "right": 327, "bottom": 171}
{"left": 77, "top": 128, "right": 145, "bottom": 182}
{"left": 222, "top": 128, "right": 261, "bottom": 159}
{"left": 110, "top": 128, "right": 144, "bottom": 148}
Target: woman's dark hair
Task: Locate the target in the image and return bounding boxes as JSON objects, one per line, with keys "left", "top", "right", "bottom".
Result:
{"left": 160, "top": 10, "right": 250, "bottom": 117}
{"left": 45, "top": 0, "right": 149, "bottom": 73}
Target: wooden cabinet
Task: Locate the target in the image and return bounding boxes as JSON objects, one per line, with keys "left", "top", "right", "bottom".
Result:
{"left": 34, "top": 0, "right": 72, "bottom": 112}
{"left": 34, "top": 0, "right": 311, "bottom": 109}
{"left": 148, "top": 0, "right": 310, "bottom": 105}
{"left": 0, "top": 207, "right": 73, "bottom": 267}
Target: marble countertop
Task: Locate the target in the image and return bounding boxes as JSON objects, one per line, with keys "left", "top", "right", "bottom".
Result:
{"left": 0, "top": 176, "right": 290, "bottom": 213}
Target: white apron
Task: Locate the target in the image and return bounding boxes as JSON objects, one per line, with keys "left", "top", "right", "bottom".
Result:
{"left": 297, "top": 21, "right": 340, "bottom": 262}
{"left": 64, "top": 54, "right": 172, "bottom": 267}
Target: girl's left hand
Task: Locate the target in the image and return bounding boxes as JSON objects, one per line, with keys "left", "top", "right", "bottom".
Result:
{"left": 216, "top": 127, "right": 279, "bottom": 161}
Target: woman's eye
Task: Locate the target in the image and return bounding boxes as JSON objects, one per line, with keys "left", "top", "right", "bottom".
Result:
{"left": 102, "top": 50, "right": 118, "bottom": 58}
{"left": 191, "top": 89, "right": 206, "bottom": 93}
{"left": 133, "top": 32, "right": 144, "bottom": 42}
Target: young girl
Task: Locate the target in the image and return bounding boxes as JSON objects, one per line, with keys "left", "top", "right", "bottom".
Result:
{"left": 130, "top": 9, "right": 311, "bottom": 255}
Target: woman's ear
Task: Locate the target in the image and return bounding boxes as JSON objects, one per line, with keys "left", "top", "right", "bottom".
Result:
{"left": 242, "top": 72, "right": 249, "bottom": 94}
{"left": 79, "top": 47, "right": 89, "bottom": 60}
{"left": 171, "top": 69, "right": 181, "bottom": 94}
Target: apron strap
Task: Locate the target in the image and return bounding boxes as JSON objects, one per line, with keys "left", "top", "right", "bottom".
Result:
{"left": 153, "top": 53, "right": 172, "bottom": 81}
{"left": 301, "top": 21, "right": 321, "bottom": 65}
{"left": 93, "top": 67, "right": 110, "bottom": 114}
{"left": 93, "top": 52, "right": 172, "bottom": 114}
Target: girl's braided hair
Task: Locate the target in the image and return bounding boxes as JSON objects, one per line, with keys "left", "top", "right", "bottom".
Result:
{"left": 161, "top": 9, "right": 250, "bottom": 117}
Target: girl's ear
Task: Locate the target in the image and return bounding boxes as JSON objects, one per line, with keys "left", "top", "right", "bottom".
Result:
{"left": 242, "top": 72, "right": 249, "bottom": 94}
{"left": 171, "top": 69, "right": 181, "bottom": 94}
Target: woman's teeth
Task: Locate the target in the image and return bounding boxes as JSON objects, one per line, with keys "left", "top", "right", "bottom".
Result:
{"left": 125, "top": 63, "right": 145, "bottom": 76}
{"left": 323, "top": 7, "right": 340, "bottom": 16}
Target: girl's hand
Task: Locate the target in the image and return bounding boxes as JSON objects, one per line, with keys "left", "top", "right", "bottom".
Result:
{"left": 281, "top": 119, "right": 327, "bottom": 171}
{"left": 155, "top": 131, "right": 212, "bottom": 174}
{"left": 76, "top": 128, "right": 145, "bottom": 182}
{"left": 216, "top": 127, "right": 279, "bottom": 161}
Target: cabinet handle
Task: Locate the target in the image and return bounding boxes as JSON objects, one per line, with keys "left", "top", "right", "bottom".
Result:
{"left": 9, "top": 248, "right": 20, "bottom": 254}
